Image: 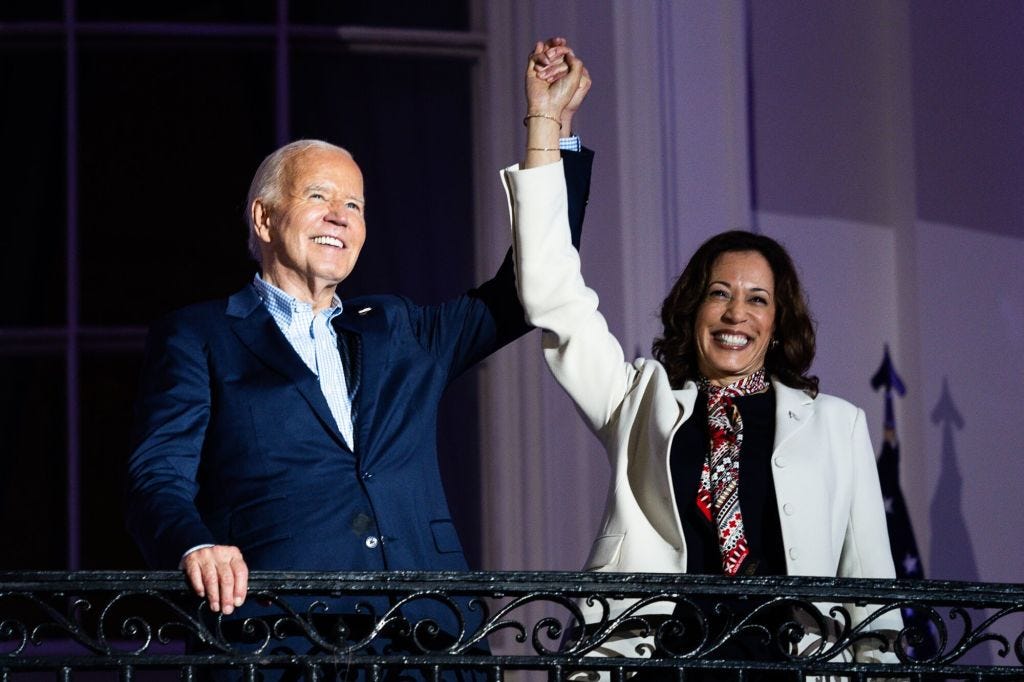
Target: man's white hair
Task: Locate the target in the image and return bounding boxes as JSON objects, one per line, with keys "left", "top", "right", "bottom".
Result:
{"left": 245, "top": 139, "right": 353, "bottom": 264}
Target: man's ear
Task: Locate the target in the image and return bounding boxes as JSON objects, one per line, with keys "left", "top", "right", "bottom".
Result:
{"left": 252, "top": 199, "right": 273, "bottom": 244}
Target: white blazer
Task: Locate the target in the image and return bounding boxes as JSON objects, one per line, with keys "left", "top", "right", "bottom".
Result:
{"left": 502, "top": 161, "right": 903, "bottom": 664}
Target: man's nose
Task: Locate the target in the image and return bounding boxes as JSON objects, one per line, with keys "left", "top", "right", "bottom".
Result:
{"left": 324, "top": 203, "right": 348, "bottom": 226}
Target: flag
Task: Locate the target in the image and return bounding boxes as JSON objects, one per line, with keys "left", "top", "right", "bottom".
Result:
{"left": 871, "top": 346, "right": 938, "bottom": 660}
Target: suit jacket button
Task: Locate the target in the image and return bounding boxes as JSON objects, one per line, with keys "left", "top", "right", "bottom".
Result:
{"left": 365, "top": 536, "right": 380, "bottom": 549}
{"left": 774, "top": 456, "right": 788, "bottom": 468}
{"left": 788, "top": 547, "right": 800, "bottom": 560}
{"left": 782, "top": 503, "right": 795, "bottom": 515}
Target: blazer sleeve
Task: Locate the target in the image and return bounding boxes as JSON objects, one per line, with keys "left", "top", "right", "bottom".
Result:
{"left": 501, "top": 159, "right": 639, "bottom": 435}
{"left": 409, "top": 149, "right": 594, "bottom": 382}
{"left": 125, "top": 312, "right": 218, "bottom": 568}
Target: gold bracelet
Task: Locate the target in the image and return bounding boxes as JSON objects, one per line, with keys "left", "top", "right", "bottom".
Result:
{"left": 526, "top": 147, "right": 559, "bottom": 152}
{"left": 523, "top": 113, "right": 561, "bottom": 127}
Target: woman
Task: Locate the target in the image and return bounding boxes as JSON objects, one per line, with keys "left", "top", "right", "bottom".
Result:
{"left": 503, "top": 47, "right": 902, "bottom": 669}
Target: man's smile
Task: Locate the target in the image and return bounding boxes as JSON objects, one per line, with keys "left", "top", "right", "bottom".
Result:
{"left": 311, "top": 235, "right": 344, "bottom": 248}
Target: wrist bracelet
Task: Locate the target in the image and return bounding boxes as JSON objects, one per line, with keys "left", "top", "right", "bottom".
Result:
{"left": 523, "top": 113, "right": 561, "bottom": 127}
{"left": 526, "top": 147, "right": 559, "bottom": 152}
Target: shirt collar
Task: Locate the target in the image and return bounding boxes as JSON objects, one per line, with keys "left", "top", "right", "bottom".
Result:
{"left": 252, "top": 273, "right": 343, "bottom": 328}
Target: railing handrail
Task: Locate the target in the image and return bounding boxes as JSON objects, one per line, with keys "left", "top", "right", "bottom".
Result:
{"left": 2, "top": 570, "right": 1021, "bottom": 603}
{"left": 3, "top": 570, "right": 1023, "bottom": 679}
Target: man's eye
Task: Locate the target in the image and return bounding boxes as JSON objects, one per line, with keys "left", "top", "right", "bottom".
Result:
{"left": 310, "top": 193, "right": 325, "bottom": 200}
{"left": 346, "top": 201, "right": 362, "bottom": 211}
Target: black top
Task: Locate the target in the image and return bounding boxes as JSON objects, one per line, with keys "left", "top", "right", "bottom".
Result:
{"left": 670, "top": 389, "right": 787, "bottom": 576}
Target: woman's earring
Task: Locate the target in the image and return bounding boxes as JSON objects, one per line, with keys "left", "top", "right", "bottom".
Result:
{"left": 770, "top": 338, "right": 779, "bottom": 349}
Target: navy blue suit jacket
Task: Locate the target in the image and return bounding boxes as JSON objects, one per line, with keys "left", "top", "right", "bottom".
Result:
{"left": 126, "top": 151, "right": 593, "bottom": 580}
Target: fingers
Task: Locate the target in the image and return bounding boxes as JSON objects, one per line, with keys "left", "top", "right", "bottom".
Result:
{"left": 579, "top": 66, "right": 592, "bottom": 92}
{"left": 561, "top": 65, "right": 592, "bottom": 131}
{"left": 530, "top": 36, "right": 574, "bottom": 82}
{"left": 572, "top": 66, "right": 592, "bottom": 105}
{"left": 185, "top": 555, "right": 206, "bottom": 597}
{"left": 560, "top": 52, "right": 586, "bottom": 90}
{"left": 182, "top": 545, "right": 248, "bottom": 616}
{"left": 534, "top": 46, "right": 572, "bottom": 67}
{"left": 535, "top": 56, "right": 570, "bottom": 83}
{"left": 234, "top": 558, "right": 249, "bottom": 609}
{"left": 532, "top": 37, "right": 567, "bottom": 63}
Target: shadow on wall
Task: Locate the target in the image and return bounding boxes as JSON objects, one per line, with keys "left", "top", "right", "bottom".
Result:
{"left": 929, "top": 376, "right": 992, "bottom": 666}
{"left": 928, "top": 376, "right": 978, "bottom": 583}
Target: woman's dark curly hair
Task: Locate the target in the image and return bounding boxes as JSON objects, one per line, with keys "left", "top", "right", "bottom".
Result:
{"left": 652, "top": 230, "right": 819, "bottom": 395}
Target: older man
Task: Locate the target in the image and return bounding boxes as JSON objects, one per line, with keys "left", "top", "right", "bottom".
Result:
{"left": 126, "top": 44, "right": 591, "bottom": 644}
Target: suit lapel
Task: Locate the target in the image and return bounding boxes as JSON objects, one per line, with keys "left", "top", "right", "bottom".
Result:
{"left": 640, "top": 382, "right": 699, "bottom": 550}
{"left": 226, "top": 286, "right": 350, "bottom": 450}
{"left": 333, "top": 302, "right": 390, "bottom": 454}
{"left": 655, "top": 380, "right": 814, "bottom": 557}
{"left": 772, "top": 380, "right": 816, "bottom": 456}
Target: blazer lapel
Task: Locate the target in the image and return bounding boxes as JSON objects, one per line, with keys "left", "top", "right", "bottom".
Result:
{"left": 226, "top": 286, "right": 351, "bottom": 450}
{"left": 333, "top": 302, "right": 390, "bottom": 454}
{"left": 672, "top": 381, "right": 700, "bottom": 421}
{"left": 640, "top": 381, "right": 700, "bottom": 550}
{"left": 772, "top": 380, "right": 816, "bottom": 456}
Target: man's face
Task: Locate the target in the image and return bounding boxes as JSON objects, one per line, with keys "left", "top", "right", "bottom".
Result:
{"left": 254, "top": 147, "right": 366, "bottom": 294}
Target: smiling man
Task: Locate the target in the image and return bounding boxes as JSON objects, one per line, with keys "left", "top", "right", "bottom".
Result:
{"left": 124, "top": 126, "right": 592, "bottom": 664}
{"left": 251, "top": 143, "right": 367, "bottom": 312}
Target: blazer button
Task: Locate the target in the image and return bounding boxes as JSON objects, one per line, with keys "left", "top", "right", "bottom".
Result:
{"left": 361, "top": 471, "right": 373, "bottom": 480}
{"left": 365, "top": 536, "right": 380, "bottom": 549}
{"left": 774, "top": 456, "right": 788, "bottom": 468}
{"left": 782, "top": 503, "right": 795, "bottom": 516}
{"left": 788, "top": 547, "right": 800, "bottom": 560}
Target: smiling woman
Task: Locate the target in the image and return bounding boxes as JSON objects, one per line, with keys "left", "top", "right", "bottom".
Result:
{"left": 692, "top": 251, "right": 777, "bottom": 386}
{"left": 505, "top": 93, "right": 903, "bottom": 669}
{"left": 654, "top": 230, "right": 818, "bottom": 396}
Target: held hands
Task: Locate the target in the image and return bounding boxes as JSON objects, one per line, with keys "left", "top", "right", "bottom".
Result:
{"left": 183, "top": 544, "right": 249, "bottom": 615}
{"left": 526, "top": 37, "right": 588, "bottom": 133}
{"left": 528, "top": 37, "right": 591, "bottom": 136}
{"left": 524, "top": 37, "right": 588, "bottom": 168}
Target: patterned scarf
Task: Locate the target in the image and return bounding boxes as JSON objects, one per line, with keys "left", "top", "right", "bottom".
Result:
{"left": 696, "top": 368, "right": 770, "bottom": 576}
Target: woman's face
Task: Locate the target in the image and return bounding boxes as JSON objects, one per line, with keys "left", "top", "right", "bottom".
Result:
{"left": 693, "top": 250, "right": 776, "bottom": 387}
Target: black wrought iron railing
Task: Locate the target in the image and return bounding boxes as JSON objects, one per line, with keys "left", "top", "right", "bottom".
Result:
{"left": 2, "top": 571, "right": 1022, "bottom": 681}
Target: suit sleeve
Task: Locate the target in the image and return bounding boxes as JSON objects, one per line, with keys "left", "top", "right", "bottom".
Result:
{"left": 125, "top": 313, "right": 217, "bottom": 568}
{"left": 409, "top": 149, "right": 594, "bottom": 381}
{"left": 501, "top": 159, "right": 640, "bottom": 435}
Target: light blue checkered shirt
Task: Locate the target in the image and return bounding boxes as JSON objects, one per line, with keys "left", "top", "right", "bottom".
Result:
{"left": 252, "top": 274, "right": 355, "bottom": 450}
{"left": 559, "top": 135, "right": 582, "bottom": 152}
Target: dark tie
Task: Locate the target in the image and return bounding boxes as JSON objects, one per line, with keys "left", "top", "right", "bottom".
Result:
{"left": 336, "top": 328, "right": 361, "bottom": 423}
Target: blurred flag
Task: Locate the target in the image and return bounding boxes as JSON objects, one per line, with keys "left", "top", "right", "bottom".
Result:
{"left": 871, "top": 345, "right": 938, "bottom": 659}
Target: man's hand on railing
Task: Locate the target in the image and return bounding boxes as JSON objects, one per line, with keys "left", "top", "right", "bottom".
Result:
{"left": 182, "top": 544, "right": 248, "bottom": 615}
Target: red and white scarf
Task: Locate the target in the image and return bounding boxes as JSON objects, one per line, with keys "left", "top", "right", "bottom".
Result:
{"left": 696, "top": 368, "right": 770, "bottom": 576}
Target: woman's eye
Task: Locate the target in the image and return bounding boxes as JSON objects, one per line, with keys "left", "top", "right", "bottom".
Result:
{"left": 750, "top": 295, "right": 768, "bottom": 305}
{"left": 709, "top": 290, "right": 729, "bottom": 299}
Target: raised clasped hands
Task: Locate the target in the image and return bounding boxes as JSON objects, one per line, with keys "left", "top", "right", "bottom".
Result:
{"left": 526, "top": 37, "right": 590, "bottom": 139}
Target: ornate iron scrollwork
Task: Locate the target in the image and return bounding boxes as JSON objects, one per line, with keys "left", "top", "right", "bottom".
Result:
{"left": 1, "top": 571, "right": 1022, "bottom": 678}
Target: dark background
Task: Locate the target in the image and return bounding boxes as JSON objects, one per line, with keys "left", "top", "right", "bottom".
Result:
{"left": 0, "top": 1, "right": 487, "bottom": 570}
